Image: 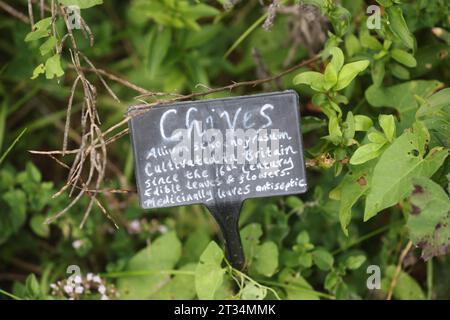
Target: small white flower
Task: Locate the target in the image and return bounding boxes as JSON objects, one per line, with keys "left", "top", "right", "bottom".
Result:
{"left": 128, "top": 219, "right": 141, "bottom": 234}
{"left": 92, "top": 275, "right": 102, "bottom": 283}
{"left": 75, "top": 286, "right": 84, "bottom": 294}
{"left": 98, "top": 285, "right": 106, "bottom": 294}
{"left": 86, "top": 273, "right": 93, "bottom": 281}
{"left": 50, "top": 283, "right": 57, "bottom": 289}
{"left": 158, "top": 225, "right": 168, "bottom": 233}
{"left": 74, "top": 275, "right": 82, "bottom": 284}
{"left": 72, "top": 240, "right": 83, "bottom": 249}
{"left": 64, "top": 285, "right": 74, "bottom": 294}
{"left": 101, "top": 295, "right": 109, "bottom": 300}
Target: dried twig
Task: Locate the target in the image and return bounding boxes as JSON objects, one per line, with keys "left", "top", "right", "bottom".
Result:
{"left": 0, "top": 1, "right": 30, "bottom": 23}
{"left": 387, "top": 240, "right": 414, "bottom": 300}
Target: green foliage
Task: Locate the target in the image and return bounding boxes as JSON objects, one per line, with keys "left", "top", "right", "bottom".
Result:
{"left": 0, "top": 0, "right": 449, "bottom": 301}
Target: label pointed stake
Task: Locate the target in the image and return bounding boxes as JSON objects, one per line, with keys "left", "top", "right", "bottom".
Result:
{"left": 206, "top": 201, "right": 245, "bottom": 271}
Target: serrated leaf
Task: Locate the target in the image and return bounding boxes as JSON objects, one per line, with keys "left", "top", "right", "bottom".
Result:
{"left": 407, "top": 177, "right": 450, "bottom": 260}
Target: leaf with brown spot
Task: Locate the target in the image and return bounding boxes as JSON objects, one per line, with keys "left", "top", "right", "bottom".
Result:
{"left": 407, "top": 177, "right": 450, "bottom": 261}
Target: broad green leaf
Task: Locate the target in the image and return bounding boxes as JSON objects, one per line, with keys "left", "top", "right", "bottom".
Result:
{"left": 241, "top": 282, "right": 267, "bottom": 300}
{"left": 0, "top": 189, "right": 27, "bottom": 245}
{"left": 117, "top": 232, "right": 182, "bottom": 299}
{"left": 391, "top": 48, "right": 417, "bottom": 68}
{"left": 379, "top": 114, "right": 396, "bottom": 142}
{"left": 312, "top": 249, "right": 334, "bottom": 271}
{"left": 323, "top": 63, "right": 338, "bottom": 91}
{"left": 382, "top": 265, "right": 425, "bottom": 300}
{"left": 345, "top": 34, "right": 361, "bottom": 57}
{"left": 354, "top": 115, "right": 373, "bottom": 131}
{"left": 195, "top": 241, "right": 225, "bottom": 300}
{"left": 30, "top": 215, "right": 50, "bottom": 238}
{"left": 368, "top": 131, "right": 388, "bottom": 144}
{"left": 240, "top": 223, "right": 263, "bottom": 264}
{"left": 31, "top": 64, "right": 45, "bottom": 80}
{"left": 149, "top": 263, "right": 196, "bottom": 299}
{"left": 278, "top": 269, "right": 319, "bottom": 300}
{"left": 334, "top": 161, "right": 374, "bottom": 235}
{"left": 293, "top": 71, "right": 325, "bottom": 92}
{"left": 386, "top": 6, "right": 415, "bottom": 49}
{"left": 335, "top": 60, "right": 370, "bottom": 91}
{"left": 59, "top": 0, "right": 103, "bottom": 9}
{"left": 350, "top": 142, "right": 386, "bottom": 165}
{"left": 24, "top": 17, "right": 52, "bottom": 42}
{"left": 416, "top": 88, "right": 450, "bottom": 119}
{"left": 360, "top": 29, "right": 383, "bottom": 51}
{"left": 45, "top": 54, "right": 64, "bottom": 79}
{"left": 407, "top": 177, "right": 450, "bottom": 261}
{"left": 391, "top": 62, "right": 410, "bottom": 80}
{"left": 345, "top": 255, "right": 366, "bottom": 270}
{"left": 252, "top": 241, "right": 278, "bottom": 277}
{"left": 364, "top": 128, "right": 449, "bottom": 221}
{"left": 329, "top": 47, "right": 344, "bottom": 72}
{"left": 365, "top": 80, "right": 443, "bottom": 130}
{"left": 39, "top": 36, "right": 56, "bottom": 56}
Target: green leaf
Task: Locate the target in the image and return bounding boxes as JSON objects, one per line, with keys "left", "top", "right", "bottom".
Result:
{"left": 334, "top": 162, "right": 374, "bottom": 235}
{"left": 30, "top": 215, "right": 50, "bottom": 238}
{"left": 371, "top": 59, "right": 386, "bottom": 86}
{"left": 391, "top": 49, "right": 417, "bottom": 68}
{"left": 379, "top": 114, "right": 396, "bottom": 142}
{"left": 25, "top": 274, "right": 41, "bottom": 298}
{"left": 345, "top": 255, "right": 366, "bottom": 270}
{"left": 329, "top": 47, "right": 344, "bottom": 72}
{"left": 323, "top": 63, "right": 338, "bottom": 91}
{"left": 195, "top": 241, "right": 225, "bottom": 300}
{"left": 45, "top": 54, "right": 64, "bottom": 79}
{"left": 24, "top": 17, "right": 52, "bottom": 42}
{"left": 312, "top": 249, "right": 334, "bottom": 271}
{"left": 368, "top": 131, "right": 388, "bottom": 144}
{"left": 335, "top": 60, "right": 370, "bottom": 91}
{"left": 278, "top": 269, "right": 319, "bottom": 300}
{"left": 407, "top": 177, "right": 450, "bottom": 261}
{"left": 360, "top": 29, "right": 383, "bottom": 51}
{"left": 117, "top": 232, "right": 182, "bottom": 299}
{"left": 293, "top": 71, "right": 325, "bottom": 92}
{"left": 39, "top": 36, "right": 56, "bottom": 56}
{"left": 354, "top": 115, "right": 373, "bottom": 131}
{"left": 416, "top": 88, "right": 450, "bottom": 119}
{"left": 252, "top": 241, "right": 278, "bottom": 277}
{"left": 59, "top": 0, "right": 103, "bottom": 9}
{"left": 149, "top": 263, "right": 196, "bottom": 299}
{"left": 365, "top": 81, "right": 443, "bottom": 130}
{"left": 241, "top": 282, "right": 267, "bottom": 300}
{"left": 364, "top": 128, "right": 449, "bottom": 221}
{"left": 382, "top": 265, "right": 425, "bottom": 300}
{"left": 386, "top": 6, "right": 415, "bottom": 49}
{"left": 147, "top": 27, "right": 172, "bottom": 78}
{"left": 31, "top": 64, "right": 45, "bottom": 80}
{"left": 240, "top": 223, "right": 263, "bottom": 264}
{"left": 350, "top": 142, "right": 386, "bottom": 165}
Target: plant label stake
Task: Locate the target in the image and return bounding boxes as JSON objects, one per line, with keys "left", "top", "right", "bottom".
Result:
{"left": 128, "top": 91, "right": 308, "bottom": 270}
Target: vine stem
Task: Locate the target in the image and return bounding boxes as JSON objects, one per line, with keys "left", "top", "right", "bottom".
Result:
{"left": 387, "top": 240, "right": 413, "bottom": 300}
{"left": 0, "top": 288, "right": 22, "bottom": 300}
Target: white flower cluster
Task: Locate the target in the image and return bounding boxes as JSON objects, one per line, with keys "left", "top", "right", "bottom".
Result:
{"left": 50, "top": 273, "right": 118, "bottom": 300}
